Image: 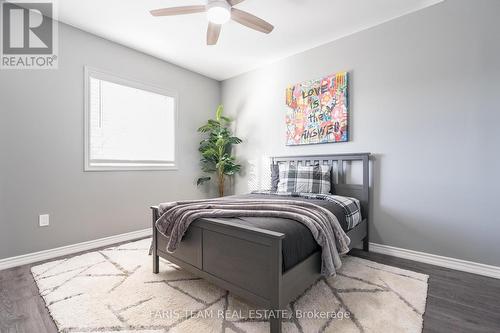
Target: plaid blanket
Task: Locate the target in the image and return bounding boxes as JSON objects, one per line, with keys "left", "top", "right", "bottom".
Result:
{"left": 252, "top": 190, "right": 362, "bottom": 230}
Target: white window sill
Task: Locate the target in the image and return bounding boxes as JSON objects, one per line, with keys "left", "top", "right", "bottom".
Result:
{"left": 84, "top": 163, "right": 177, "bottom": 172}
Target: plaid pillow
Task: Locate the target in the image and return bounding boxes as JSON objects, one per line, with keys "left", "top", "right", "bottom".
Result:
{"left": 277, "top": 164, "right": 331, "bottom": 194}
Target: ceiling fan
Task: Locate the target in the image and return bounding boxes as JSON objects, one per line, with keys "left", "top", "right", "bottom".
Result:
{"left": 150, "top": 0, "right": 274, "bottom": 45}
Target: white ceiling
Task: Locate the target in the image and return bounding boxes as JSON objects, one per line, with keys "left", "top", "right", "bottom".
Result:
{"left": 54, "top": 0, "right": 443, "bottom": 80}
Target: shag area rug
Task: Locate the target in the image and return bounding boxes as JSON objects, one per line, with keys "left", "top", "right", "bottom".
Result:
{"left": 32, "top": 238, "right": 428, "bottom": 333}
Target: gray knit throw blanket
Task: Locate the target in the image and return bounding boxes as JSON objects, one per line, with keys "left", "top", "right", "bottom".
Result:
{"left": 155, "top": 198, "right": 350, "bottom": 276}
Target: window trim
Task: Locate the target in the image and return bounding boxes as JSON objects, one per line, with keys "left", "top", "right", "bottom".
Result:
{"left": 84, "top": 66, "right": 179, "bottom": 171}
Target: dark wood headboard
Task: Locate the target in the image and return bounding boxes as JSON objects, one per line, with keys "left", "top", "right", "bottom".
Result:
{"left": 271, "top": 153, "right": 370, "bottom": 218}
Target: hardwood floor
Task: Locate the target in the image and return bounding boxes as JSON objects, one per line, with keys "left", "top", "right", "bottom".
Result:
{"left": 351, "top": 249, "right": 500, "bottom": 333}
{"left": 1, "top": 242, "right": 499, "bottom": 333}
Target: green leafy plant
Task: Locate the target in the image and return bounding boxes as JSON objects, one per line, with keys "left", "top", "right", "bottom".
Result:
{"left": 197, "top": 105, "right": 242, "bottom": 197}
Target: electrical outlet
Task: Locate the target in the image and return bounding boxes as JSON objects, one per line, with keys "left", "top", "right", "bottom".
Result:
{"left": 39, "top": 214, "right": 50, "bottom": 227}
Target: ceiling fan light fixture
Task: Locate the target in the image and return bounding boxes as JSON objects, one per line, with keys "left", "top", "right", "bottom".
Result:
{"left": 149, "top": 0, "right": 274, "bottom": 46}
{"left": 206, "top": 0, "right": 231, "bottom": 24}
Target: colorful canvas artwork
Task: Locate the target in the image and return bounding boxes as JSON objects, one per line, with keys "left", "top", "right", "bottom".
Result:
{"left": 285, "top": 72, "right": 348, "bottom": 145}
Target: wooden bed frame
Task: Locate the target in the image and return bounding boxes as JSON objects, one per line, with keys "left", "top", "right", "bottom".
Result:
{"left": 151, "top": 153, "right": 370, "bottom": 333}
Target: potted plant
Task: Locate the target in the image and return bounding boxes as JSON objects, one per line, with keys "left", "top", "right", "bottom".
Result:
{"left": 196, "top": 105, "right": 242, "bottom": 197}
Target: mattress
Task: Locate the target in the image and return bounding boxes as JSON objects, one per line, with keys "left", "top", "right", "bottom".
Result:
{"left": 217, "top": 193, "right": 360, "bottom": 272}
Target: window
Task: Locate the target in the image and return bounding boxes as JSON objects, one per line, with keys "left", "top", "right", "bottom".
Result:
{"left": 84, "top": 67, "right": 177, "bottom": 171}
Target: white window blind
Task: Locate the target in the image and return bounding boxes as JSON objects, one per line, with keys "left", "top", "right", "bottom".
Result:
{"left": 85, "top": 68, "right": 177, "bottom": 171}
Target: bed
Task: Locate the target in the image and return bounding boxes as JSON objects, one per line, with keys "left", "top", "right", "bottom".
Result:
{"left": 151, "top": 153, "right": 370, "bottom": 333}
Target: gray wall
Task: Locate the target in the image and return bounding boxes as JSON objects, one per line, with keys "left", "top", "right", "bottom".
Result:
{"left": 222, "top": 0, "right": 500, "bottom": 266}
{"left": 0, "top": 23, "right": 220, "bottom": 259}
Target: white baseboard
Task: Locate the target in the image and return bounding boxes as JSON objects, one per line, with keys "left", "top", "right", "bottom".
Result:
{"left": 0, "top": 228, "right": 151, "bottom": 271}
{"left": 370, "top": 242, "right": 500, "bottom": 279}
{"left": 2, "top": 230, "right": 499, "bottom": 279}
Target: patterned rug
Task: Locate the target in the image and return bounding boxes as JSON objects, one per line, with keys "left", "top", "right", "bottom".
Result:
{"left": 31, "top": 238, "right": 428, "bottom": 333}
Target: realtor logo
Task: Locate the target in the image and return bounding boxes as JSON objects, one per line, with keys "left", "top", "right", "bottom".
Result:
{"left": 1, "top": 0, "right": 58, "bottom": 69}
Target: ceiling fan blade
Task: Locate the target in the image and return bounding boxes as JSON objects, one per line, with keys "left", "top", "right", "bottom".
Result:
{"left": 150, "top": 5, "right": 205, "bottom": 17}
{"left": 231, "top": 8, "right": 274, "bottom": 34}
{"left": 207, "top": 22, "right": 222, "bottom": 45}
{"left": 228, "top": 0, "right": 246, "bottom": 6}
